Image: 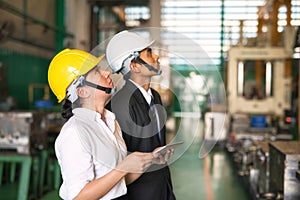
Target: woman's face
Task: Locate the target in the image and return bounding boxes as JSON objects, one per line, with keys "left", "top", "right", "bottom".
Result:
{"left": 85, "top": 66, "right": 114, "bottom": 94}
{"left": 91, "top": 67, "right": 113, "bottom": 86}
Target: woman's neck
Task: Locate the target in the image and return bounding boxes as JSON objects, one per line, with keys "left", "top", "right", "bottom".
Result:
{"left": 81, "top": 99, "right": 106, "bottom": 116}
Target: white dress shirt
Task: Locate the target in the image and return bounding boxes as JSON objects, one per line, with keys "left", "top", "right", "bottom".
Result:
{"left": 128, "top": 79, "right": 163, "bottom": 143}
{"left": 128, "top": 79, "right": 153, "bottom": 105}
{"left": 55, "top": 108, "right": 127, "bottom": 200}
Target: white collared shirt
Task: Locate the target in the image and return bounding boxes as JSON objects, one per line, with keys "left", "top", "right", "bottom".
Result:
{"left": 129, "top": 79, "right": 153, "bottom": 105}
{"left": 55, "top": 108, "right": 127, "bottom": 200}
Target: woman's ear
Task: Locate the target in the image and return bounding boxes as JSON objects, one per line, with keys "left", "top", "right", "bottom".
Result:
{"left": 77, "top": 87, "right": 89, "bottom": 99}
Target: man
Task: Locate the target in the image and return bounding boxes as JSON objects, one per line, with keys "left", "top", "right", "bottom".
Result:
{"left": 106, "top": 30, "right": 176, "bottom": 200}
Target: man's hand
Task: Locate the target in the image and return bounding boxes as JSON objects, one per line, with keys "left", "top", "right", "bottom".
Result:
{"left": 152, "top": 147, "right": 174, "bottom": 164}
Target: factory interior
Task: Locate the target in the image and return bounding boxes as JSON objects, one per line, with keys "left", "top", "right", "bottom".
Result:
{"left": 1, "top": 0, "right": 300, "bottom": 199}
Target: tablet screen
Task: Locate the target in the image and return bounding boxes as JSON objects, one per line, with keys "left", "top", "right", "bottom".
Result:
{"left": 153, "top": 141, "right": 184, "bottom": 155}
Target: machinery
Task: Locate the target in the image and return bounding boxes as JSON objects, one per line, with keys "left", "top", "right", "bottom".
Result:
{"left": 227, "top": 46, "right": 294, "bottom": 139}
{"left": 225, "top": 44, "right": 300, "bottom": 200}
{"left": 224, "top": 1, "right": 300, "bottom": 199}
{"left": 225, "top": 35, "right": 300, "bottom": 200}
{"left": 0, "top": 111, "right": 48, "bottom": 154}
{"left": 269, "top": 141, "right": 300, "bottom": 200}
{"left": 226, "top": 0, "right": 297, "bottom": 139}
{"left": 0, "top": 111, "right": 64, "bottom": 199}
{"left": 0, "top": 111, "right": 63, "bottom": 155}
{"left": 204, "top": 112, "right": 229, "bottom": 142}
{"left": 227, "top": 47, "right": 291, "bottom": 116}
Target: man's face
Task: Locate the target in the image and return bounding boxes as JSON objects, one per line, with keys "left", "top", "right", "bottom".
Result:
{"left": 139, "top": 48, "right": 160, "bottom": 75}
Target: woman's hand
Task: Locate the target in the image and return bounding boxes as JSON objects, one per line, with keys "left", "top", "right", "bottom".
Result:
{"left": 116, "top": 152, "right": 156, "bottom": 173}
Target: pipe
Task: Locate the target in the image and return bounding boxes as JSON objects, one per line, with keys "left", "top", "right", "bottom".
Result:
{"left": 55, "top": 0, "right": 65, "bottom": 51}
{"left": 0, "top": 0, "right": 73, "bottom": 38}
{"left": 22, "top": 0, "right": 27, "bottom": 39}
{"left": 8, "top": 35, "right": 56, "bottom": 51}
{"left": 220, "top": 0, "right": 225, "bottom": 79}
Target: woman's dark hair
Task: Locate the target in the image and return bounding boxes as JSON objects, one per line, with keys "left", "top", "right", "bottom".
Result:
{"left": 61, "top": 85, "right": 83, "bottom": 120}
{"left": 61, "top": 99, "right": 73, "bottom": 120}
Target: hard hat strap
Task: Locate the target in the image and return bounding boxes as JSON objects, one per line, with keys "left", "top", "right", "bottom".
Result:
{"left": 134, "top": 54, "right": 162, "bottom": 75}
{"left": 120, "top": 51, "right": 162, "bottom": 75}
{"left": 119, "top": 52, "right": 139, "bottom": 74}
{"left": 82, "top": 80, "right": 116, "bottom": 94}
{"left": 66, "top": 76, "right": 85, "bottom": 103}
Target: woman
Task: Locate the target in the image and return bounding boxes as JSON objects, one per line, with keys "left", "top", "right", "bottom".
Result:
{"left": 48, "top": 48, "right": 157, "bottom": 200}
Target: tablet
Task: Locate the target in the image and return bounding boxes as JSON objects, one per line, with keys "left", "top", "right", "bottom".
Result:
{"left": 153, "top": 141, "right": 184, "bottom": 155}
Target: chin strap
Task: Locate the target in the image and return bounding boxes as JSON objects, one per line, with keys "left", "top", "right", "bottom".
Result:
{"left": 66, "top": 76, "right": 84, "bottom": 103}
{"left": 82, "top": 80, "right": 116, "bottom": 94}
{"left": 66, "top": 76, "right": 116, "bottom": 103}
{"left": 133, "top": 52, "right": 162, "bottom": 75}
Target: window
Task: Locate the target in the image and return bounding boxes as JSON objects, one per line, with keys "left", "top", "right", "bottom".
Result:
{"left": 161, "top": 0, "right": 300, "bottom": 68}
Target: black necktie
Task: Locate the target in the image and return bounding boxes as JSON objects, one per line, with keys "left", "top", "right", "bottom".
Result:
{"left": 150, "top": 96, "right": 162, "bottom": 145}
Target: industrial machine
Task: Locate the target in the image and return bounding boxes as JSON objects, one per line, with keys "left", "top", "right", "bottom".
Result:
{"left": 227, "top": 46, "right": 293, "bottom": 139}
{"left": 0, "top": 111, "right": 49, "bottom": 154}
{"left": 253, "top": 141, "right": 271, "bottom": 199}
{"left": 225, "top": 45, "right": 300, "bottom": 200}
{"left": 204, "top": 112, "right": 229, "bottom": 141}
{"left": 226, "top": 0, "right": 297, "bottom": 140}
{"left": 224, "top": 1, "right": 300, "bottom": 199}
{"left": 0, "top": 111, "right": 64, "bottom": 155}
{"left": 269, "top": 141, "right": 300, "bottom": 200}
{"left": 227, "top": 47, "right": 291, "bottom": 115}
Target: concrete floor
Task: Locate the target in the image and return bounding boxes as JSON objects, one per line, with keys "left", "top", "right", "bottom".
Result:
{"left": 41, "top": 117, "right": 251, "bottom": 200}
{"left": 40, "top": 150, "right": 250, "bottom": 200}
{"left": 169, "top": 139, "right": 251, "bottom": 200}
{"left": 168, "top": 117, "right": 251, "bottom": 200}
{"left": 1, "top": 117, "right": 252, "bottom": 200}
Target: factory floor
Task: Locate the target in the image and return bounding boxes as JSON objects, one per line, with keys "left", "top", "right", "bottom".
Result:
{"left": 41, "top": 149, "right": 251, "bottom": 200}
{"left": 169, "top": 142, "right": 251, "bottom": 199}
{"left": 1, "top": 117, "right": 252, "bottom": 200}
{"left": 41, "top": 117, "right": 251, "bottom": 200}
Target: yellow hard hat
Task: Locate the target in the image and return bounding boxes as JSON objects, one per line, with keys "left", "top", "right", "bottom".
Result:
{"left": 48, "top": 48, "right": 105, "bottom": 103}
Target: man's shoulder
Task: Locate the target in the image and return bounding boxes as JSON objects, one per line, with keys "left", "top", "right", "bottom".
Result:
{"left": 150, "top": 88, "right": 161, "bottom": 98}
{"left": 111, "top": 86, "right": 131, "bottom": 100}
{"left": 113, "top": 81, "right": 142, "bottom": 99}
{"left": 108, "top": 87, "right": 132, "bottom": 111}
{"left": 150, "top": 87, "right": 159, "bottom": 94}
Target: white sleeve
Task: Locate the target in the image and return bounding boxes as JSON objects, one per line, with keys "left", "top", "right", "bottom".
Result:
{"left": 55, "top": 125, "right": 94, "bottom": 200}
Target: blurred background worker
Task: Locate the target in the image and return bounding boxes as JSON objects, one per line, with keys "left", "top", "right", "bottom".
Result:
{"left": 48, "top": 48, "right": 156, "bottom": 200}
{"left": 106, "top": 30, "right": 176, "bottom": 200}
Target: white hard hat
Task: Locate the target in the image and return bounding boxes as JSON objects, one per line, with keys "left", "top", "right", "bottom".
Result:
{"left": 106, "top": 30, "right": 154, "bottom": 74}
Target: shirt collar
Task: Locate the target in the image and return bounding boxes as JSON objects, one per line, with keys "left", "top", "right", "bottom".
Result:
{"left": 72, "top": 107, "right": 116, "bottom": 123}
{"left": 129, "top": 79, "right": 153, "bottom": 105}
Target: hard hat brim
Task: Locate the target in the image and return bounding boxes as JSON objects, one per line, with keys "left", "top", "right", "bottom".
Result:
{"left": 78, "top": 54, "right": 105, "bottom": 76}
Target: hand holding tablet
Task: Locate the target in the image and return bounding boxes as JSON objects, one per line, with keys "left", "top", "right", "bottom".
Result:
{"left": 153, "top": 141, "right": 184, "bottom": 155}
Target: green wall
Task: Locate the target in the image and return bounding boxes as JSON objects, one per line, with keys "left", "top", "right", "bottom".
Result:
{"left": 0, "top": 48, "right": 55, "bottom": 110}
